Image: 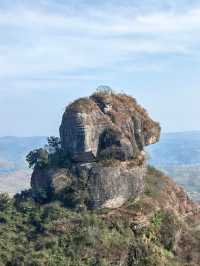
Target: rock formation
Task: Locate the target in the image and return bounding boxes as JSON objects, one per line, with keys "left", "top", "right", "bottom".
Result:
{"left": 74, "top": 161, "right": 146, "bottom": 209}
{"left": 31, "top": 87, "right": 161, "bottom": 208}
{"left": 60, "top": 88, "right": 160, "bottom": 162}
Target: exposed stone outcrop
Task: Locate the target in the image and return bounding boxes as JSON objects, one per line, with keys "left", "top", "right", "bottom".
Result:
{"left": 31, "top": 167, "right": 71, "bottom": 200}
{"left": 60, "top": 89, "right": 160, "bottom": 163}
{"left": 74, "top": 161, "right": 146, "bottom": 209}
{"left": 31, "top": 87, "right": 161, "bottom": 208}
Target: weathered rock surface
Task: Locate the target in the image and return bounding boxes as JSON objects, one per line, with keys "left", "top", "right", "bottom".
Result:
{"left": 74, "top": 161, "right": 146, "bottom": 209}
{"left": 60, "top": 89, "right": 160, "bottom": 162}
{"left": 31, "top": 88, "right": 161, "bottom": 208}
{"left": 31, "top": 160, "right": 146, "bottom": 208}
{"left": 31, "top": 167, "right": 71, "bottom": 200}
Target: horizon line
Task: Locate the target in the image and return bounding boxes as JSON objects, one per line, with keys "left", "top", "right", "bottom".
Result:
{"left": 1, "top": 130, "right": 200, "bottom": 138}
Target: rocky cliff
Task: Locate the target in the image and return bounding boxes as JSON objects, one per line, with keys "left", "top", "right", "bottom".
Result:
{"left": 31, "top": 87, "right": 160, "bottom": 209}
{"left": 60, "top": 88, "right": 160, "bottom": 162}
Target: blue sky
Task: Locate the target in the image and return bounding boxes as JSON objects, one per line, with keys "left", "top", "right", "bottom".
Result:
{"left": 0, "top": 0, "right": 200, "bottom": 136}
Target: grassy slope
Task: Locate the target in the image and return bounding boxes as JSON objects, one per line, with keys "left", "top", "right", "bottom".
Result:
{"left": 0, "top": 167, "right": 200, "bottom": 266}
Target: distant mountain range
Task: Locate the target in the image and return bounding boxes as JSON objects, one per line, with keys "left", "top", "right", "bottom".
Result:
{"left": 148, "top": 131, "right": 200, "bottom": 201}
{"left": 148, "top": 131, "right": 200, "bottom": 166}
{"left": 0, "top": 136, "right": 47, "bottom": 195}
{"left": 0, "top": 136, "right": 47, "bottom": 173}
{"left": 0, "top": 133, "right": 200, "bottom": 200}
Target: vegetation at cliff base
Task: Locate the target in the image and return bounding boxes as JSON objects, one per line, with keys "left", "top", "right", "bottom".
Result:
{"left": 0, "top": 167, "right": 199, "bottom": 266}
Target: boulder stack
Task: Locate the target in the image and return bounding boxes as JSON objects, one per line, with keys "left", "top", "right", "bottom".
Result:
{"left": 31, "top": 87, "right": 161, "bottom": 209}
{"left": 60, "top": 89, "right": 160, "bottom": 163}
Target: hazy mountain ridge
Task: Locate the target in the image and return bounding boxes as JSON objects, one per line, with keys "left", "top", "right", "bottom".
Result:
{"left": 0, "top": 136, "right": 47, "bottom": 173}
{"left": 0, "top": 136, "right": 47, "bottom": 194}
{"left": 148, "top": 131, "right": 200, "bottom": 166}
{"left": 148, "top": 131, "right": 200, "bottom": 201}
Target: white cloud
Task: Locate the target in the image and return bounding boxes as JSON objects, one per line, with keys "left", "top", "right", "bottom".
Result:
{"left": 1, "top": 1, "right": 200, "bottom": 135}
{"left": 1, "top": 4, "right": 200, "bottom": 34}
{"left": 0, "top": 2, "right": 200, "bottom": 83}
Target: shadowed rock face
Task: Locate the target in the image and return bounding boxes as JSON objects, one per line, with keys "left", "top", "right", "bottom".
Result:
{"left": 60, "top": 91, "right": 160, "bottom": 163}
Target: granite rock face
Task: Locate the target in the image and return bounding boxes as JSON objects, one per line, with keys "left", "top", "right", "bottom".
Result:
{"left": 60, "top": 90, "right": 160, "bottom": 163}
{"left": 74, "top": 161, "right": 146, "bottom": 209}
{"left": 31, "top": 88, "right": 161, "bottom": 208}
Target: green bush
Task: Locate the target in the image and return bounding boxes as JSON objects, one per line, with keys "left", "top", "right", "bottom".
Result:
{"left": 26, "top": 148, "right": 49, "bottom": 168}
{"left": 0, "top": 193, "right": 11, "bottom": 211}
{"left": 0, "top": 166, "right": 196, "bottom": 266}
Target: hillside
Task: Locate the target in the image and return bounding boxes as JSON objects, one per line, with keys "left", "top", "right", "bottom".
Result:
{"left": 0, "top": 166, "right": 200, "bottom": 266}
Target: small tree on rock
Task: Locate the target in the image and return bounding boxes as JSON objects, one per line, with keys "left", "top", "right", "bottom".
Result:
{"left": 26, "top": 148, "right": 48, "bottom": 168}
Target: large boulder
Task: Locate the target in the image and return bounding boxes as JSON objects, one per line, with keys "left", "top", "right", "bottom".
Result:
{"left": 73, "top": 161, "right": 146, "bottom": 209}
{"left": 31, "top": 88, "right": 161, "bottom": 208}
{"left": 60, "top": 89, "right": 160, "bottom": 163}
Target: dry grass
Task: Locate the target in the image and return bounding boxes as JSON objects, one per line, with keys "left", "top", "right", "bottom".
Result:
{"left": 63, "top": 89, "right": 160, "bottom": 136}
{"left": 65, "top": 97, "right": 99, "bottom": 114}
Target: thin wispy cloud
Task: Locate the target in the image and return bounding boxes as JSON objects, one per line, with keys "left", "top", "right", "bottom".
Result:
{"left": 0, "top": 1, "right": 200, "bottom": 83}
{"left": 1, "top": 0, "right": 200, "bottom": 135}
{"left": 1, "top": 3, "right": 200, "bottom": 32}
{"left": 1, "top": 4, "right": 200, "bottom": 35}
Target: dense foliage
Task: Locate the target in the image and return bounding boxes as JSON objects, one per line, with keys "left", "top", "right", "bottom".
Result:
{"left": 0, "top": 167, "right": 199, "bottom": 266}
{"left": 26, "top": 148, "right": 49, "bottom": 169}
{"left": 0, "top": 195, "right": 178, "bottom": 266}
